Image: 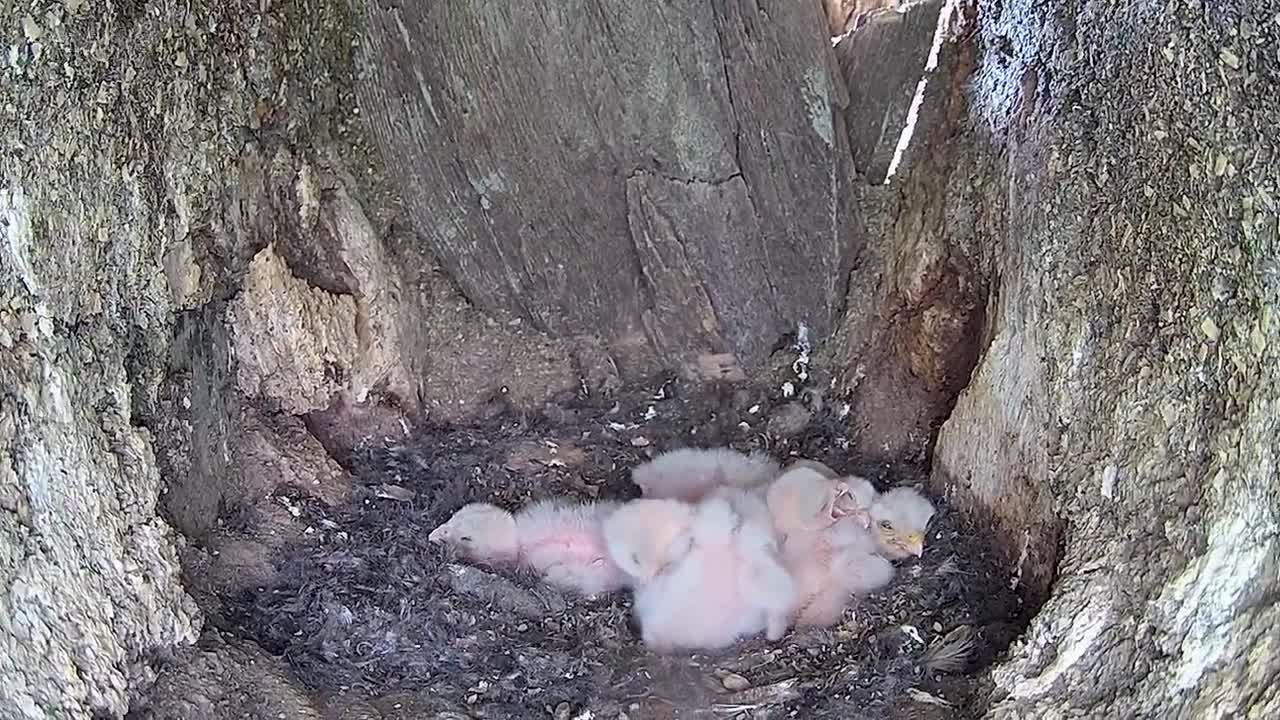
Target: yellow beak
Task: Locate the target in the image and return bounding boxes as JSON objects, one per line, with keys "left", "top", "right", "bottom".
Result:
{"left": 905, "top": 533, "right": 924, "bottom": 557}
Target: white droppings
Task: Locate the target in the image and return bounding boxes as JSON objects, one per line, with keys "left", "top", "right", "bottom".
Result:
{"left": 802, "top": 66, "right": 834, "bottom": 148}
{"left": 414, "top": 66, "right": 443, "bottom": 126}
{"left": 467, "top": 170, "right": 507, "bottom": 212}
{"left": 392, "top": 10, "right": 413, "bottom": 48}
{"left": 1009, "top": 529, "right": 1031, "bottom": 591}
{"left": 792, "top": 322, "right": 812, "bottom": 381}
{"left": 885, "top": 0, "right": 959, "bottom": 183}
{"left": 1100, "top": 464, "right": 1118, "bottom": 499}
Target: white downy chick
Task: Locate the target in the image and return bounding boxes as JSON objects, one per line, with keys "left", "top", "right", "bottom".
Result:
{"left": 762, "top": 475, "right": 934, "bottom": 628}
{"left": 600, "top": 498, "right": 697, "bottom": 584}
{"left": 779, "top": 459, "right": 878, "bottom": 526}
{"left": 868, "top": 487, "right": 936, "bottom": 559}
{"left": 429, "top": 499, "right": 629, "bottom": 597}
{"left": 766, "top": 466, "right": 876, "bottom": 542}
{"left": 631, "top": 488, "right": 797, "bottom": 652}
{"left": 704, "top": 485, "right": 795, "bottom": 640}
{"left": 516, "top": 499, "right": 630, "bottom": 597}
{"left": 428, "top": 502, "right": 520, "bottom": 565}
{"left": 767, "top": 466, "right": 847, "bottom": 538}
{"left": 630, "top": 447, "right": 782, "bottom": 502}
{"left": 764, "top": 468, "right": 893, "bottom": 628}
{"left": 782, "top": 517, "right": 894, "bottom": 628}
{"left": 838, "top": 475, "right": 879, "bottom": 528}
{"left": 704, "top": 483, "right": 774, "bottom": 529}
{"left": 773, "top": 470, "right": 937, "bottom": 559}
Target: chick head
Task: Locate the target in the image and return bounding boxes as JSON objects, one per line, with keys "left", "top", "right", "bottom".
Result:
{"left": 767, "top": 467, "right": 840, "bottom": 534}
{"left": 601, "top": 499, "right": 694, "bottom": 583}
{"left": 868, "top": 487, "right": 935, "bottom": 559}
{"left": 428, "top": 503, "right": 519, "bottom": 564}
{"left": 831, "top": 474, "right": 878, "bottom": 528}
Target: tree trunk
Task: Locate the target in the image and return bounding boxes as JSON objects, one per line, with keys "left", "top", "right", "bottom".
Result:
{"left": 353, "top": 0, "right": 862, "bottom": 380}
{"left": 981, "top": 0, "right": 1280, "bottom": 712}
{"left": 840, "top": 0, "right": 1280, "bottom": 716}
{"left": 0, "top": 0, "right": 1276, "bottom": 718}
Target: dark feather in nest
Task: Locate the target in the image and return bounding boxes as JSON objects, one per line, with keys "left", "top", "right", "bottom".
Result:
{"left": 220, "top": 378, "right": 1034, "bottom": 718}
{"left": 921, "top": 626, "right": 977, "bottom": 674}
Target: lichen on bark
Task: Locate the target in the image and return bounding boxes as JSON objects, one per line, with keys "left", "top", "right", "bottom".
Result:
{"left": 903, "top": 1, "right": 1280, "bottom": 717}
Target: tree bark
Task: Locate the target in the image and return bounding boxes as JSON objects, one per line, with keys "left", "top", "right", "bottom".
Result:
{"left": 830, "top": 3, "right": 992, "bottom": 466}
{"left": 841, "top": 1, "right": 1280, "bottom": 716}
{"left": 0, "top": 1, "right": 634, "bottom": 715}
{"left": 353, "top": 0, "right": 861, "bottom": 379}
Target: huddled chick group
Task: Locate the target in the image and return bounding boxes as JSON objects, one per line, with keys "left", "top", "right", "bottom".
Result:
{"left": 427, "top": 448, "right": 936, "bottom": 653}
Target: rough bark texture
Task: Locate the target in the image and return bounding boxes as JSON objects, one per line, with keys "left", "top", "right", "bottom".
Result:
{"left": 833, "top": 2, "right": 991, "bottom": 466}
{"left": 128, "top": 632, "right": 322, "bottom": 720}
{"left": 354, "top": 0, "right": 861, "bottom": 380}
{"left": 838, "top": 1, "right": 943, "bottom": 184}
{"left": 0, "top": 1, "right": 613, "bottom": 717}
{"left": 840, "top": 0, "right": 1280, "bottom": 716}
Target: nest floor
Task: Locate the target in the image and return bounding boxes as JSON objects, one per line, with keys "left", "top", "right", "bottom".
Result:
{"left": 209, "top": 377, "right": 1030, "bottom": 719}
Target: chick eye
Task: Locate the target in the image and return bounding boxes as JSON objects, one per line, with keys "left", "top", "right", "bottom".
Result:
{"left": 459, "top": 535, "right": 473, "bottom": 543}
{"left": 879, "top": 520, "right": 893, "bottom": 530}
{"left": 631, "top": 552, "right": 641, "bottom": 566}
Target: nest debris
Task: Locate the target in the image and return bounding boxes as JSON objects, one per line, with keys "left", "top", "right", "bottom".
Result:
{"left": 220, "top": 377, "right": 1031, "bottom": 719}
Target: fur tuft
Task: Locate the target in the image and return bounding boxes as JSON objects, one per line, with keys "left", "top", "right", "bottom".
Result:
{"left": 920, "top": 625, "right": 976, "bottom": 674}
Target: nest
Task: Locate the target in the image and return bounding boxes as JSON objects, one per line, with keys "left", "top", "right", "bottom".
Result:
{"left": 223, "top": 378, "right": 1029, "bottom": 718}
